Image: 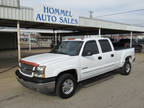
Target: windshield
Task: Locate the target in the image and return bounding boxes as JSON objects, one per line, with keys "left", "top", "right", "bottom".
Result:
{"left": 50, "top": 41, "right": 83, "bottom": 56}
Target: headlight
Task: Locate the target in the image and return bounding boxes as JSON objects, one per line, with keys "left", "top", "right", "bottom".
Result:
{"left": 36, "top": 66, "right": 46, "bottom": 73}
{"left": 34, "top": 66, "right": 46, "bottom": 78}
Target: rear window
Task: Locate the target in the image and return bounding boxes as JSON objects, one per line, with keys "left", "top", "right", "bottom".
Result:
{"left": 99, "top": 40, "right": 112, "bottom": 53}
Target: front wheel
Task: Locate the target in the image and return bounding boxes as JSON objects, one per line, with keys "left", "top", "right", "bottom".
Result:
{"left": 120, "top": 61, "right": 131, "bottom": 75}
{"left": 56, "top": 74, "right": 76, "bottom": 99}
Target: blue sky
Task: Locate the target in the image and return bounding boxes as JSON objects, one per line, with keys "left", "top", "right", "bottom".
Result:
{"left": 21, "top": 0, "right": 144, "bottom": 26}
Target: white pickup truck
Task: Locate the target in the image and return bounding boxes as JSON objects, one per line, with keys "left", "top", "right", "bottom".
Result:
{"left": 16, "top": 37, "right": 135, "bottom": 98}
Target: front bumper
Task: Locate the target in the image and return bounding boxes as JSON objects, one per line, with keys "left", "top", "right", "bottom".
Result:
{"left": 16, "top": 70, "right": 56, "bottom": 93}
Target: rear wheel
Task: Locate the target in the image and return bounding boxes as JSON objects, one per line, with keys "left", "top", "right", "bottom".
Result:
{"left": 120, "top": 60, "right": 131, "bottom": 75}
{"left": 56, "top": 74, "right": 76, "bottom": 99}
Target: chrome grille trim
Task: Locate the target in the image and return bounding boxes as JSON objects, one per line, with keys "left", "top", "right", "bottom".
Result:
{"left": 20, "top": 63, "right": 34, "bottom": 75}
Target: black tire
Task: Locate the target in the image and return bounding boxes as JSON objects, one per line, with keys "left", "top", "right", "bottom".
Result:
{"left": 120, "top": 60, "right": 131, "bottom": 75}
{"left": 56, "top": 74, "right": 76, "bottom": 99}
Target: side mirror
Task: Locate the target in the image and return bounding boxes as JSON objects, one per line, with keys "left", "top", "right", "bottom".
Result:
{"left": 83, "top": 50, "right": 93, "bottom": 56}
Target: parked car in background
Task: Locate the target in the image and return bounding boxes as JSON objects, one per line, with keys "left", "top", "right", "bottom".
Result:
{"left": 138, "top": 39, "right": 144, "bottom": 45}
{"left": 113, "top": 39, "right": 143, "bottom": 52}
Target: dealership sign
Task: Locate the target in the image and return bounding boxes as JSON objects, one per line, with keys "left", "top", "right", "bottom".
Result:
{"left": 34, "top": 5, "right": 79, "bottom": 25}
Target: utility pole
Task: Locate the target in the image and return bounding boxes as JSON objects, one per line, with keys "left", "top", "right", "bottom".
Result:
{"left": 89, "top": 11, "right": 94, "bottom": 19}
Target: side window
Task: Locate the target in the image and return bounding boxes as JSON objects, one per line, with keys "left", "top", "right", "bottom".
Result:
{"left": 99, "top": 40, "right": 112, "bottom": 53}
{"left": 82, "top": 40, "right": 99, "bottom": 55}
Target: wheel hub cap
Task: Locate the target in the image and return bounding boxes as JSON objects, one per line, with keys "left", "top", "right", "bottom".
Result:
{"left": 126, "top": 63, "right": 130, "bottom": 73}
{"left": 62, "top": 79, "right": 74, "bottom": 95}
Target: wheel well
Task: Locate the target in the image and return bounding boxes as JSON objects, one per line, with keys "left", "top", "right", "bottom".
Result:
{"left": 56, "top": 69, "right": 78, "bottom": 82}
{"left": 125, "top": 56, "right": 132, "bottom": 62}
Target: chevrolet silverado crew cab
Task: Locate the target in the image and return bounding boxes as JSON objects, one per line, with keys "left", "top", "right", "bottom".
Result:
{"left": 16, "top": 37, "right": 135, "bottom": 98}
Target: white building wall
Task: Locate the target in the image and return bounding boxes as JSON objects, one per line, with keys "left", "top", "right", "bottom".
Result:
{"left": 0, "top": 0, "right": 20, "bottom": 7}
{"left": 79, "top": 17, "right": 144, "bottom": 33}
{"left": 20, "top": 7, "right": 33, "bottom": 21}
{"left": 0, "top": 7, "right": 33, "bottom": 21}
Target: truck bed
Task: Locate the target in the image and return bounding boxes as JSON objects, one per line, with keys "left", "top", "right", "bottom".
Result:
{"left": 114, "top": 47, "right": 135, "bottom": 67}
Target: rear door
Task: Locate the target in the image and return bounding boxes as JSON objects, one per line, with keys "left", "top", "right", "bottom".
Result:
{"left": 98, "top": 39, "right": 118, "bottom": 72}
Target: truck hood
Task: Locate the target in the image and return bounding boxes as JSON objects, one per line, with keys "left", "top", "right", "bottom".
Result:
{"left": 22, "top": 53, "right": 72, "bottom": 65}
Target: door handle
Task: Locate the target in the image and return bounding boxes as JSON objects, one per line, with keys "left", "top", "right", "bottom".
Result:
{"left": 111, "top": 54, "right": 114, "bottom": 57}
{"left": 98, "top": 56, "right": 102, "bottom": 60}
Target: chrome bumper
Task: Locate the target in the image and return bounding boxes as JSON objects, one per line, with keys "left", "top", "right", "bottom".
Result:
{"left": 16, "top": 71, "right": 55, "bottom": 93}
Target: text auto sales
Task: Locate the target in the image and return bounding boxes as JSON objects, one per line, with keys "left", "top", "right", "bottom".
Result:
{"left": 36, "top": 6, "right": 78, "bottom": 25}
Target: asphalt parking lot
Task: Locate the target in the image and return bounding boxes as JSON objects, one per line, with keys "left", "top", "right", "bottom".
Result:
{"left": 0, "top": 50, "right": 144, "bottom": 108}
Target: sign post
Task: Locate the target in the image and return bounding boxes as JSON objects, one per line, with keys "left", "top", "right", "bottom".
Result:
{"left": 99, "top": 28, "right": 101, "bottom": 37}
{"left": 130, "top": 32, "right": 133, "bottom": 48}
{"left": 17, "top": 21, "right": 21, "bottom": 62}
{"left": 28, "top": 33, "right": 31, "bottom": 51}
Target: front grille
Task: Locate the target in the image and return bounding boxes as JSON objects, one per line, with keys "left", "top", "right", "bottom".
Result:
{"left": 20, "top": 63, "right": 34, "bottom": 75}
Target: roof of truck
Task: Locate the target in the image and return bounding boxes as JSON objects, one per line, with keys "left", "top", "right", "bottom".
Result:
{"left": 64, "top": 37, "right": 108, "bottom": 41}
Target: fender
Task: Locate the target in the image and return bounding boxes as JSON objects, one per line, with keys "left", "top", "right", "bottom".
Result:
{"left": 120, "top": 55, "right": 132, "bottom": 67}
{"left": 53, "top": 66, "right": 81, "bottom": 82}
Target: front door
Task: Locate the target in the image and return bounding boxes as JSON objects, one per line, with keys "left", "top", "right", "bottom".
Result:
{"left": 80, "top": 40, "right": 103, "bottom": 80}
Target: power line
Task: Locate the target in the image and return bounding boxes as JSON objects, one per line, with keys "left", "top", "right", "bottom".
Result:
{"left": 96, "top": 9, "right": 144, "bottom": 17}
